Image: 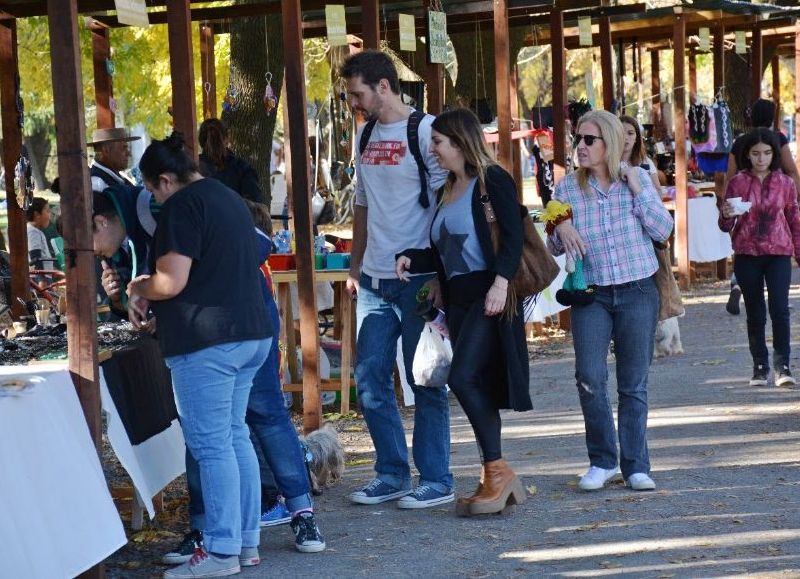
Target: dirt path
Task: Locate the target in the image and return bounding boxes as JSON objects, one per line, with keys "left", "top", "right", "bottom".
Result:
{"left": 108, "top": 278, "right": 800, "bottom": 578}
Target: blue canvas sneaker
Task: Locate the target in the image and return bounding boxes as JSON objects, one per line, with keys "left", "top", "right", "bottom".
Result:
{"left": 397, "top": 485, "right": 455, "bottom": 509}
{"left": 260, "top": 499, "right": 292, "bottom": 527}
{"left": 349, "top": 478, "right": 411, "bottom": 505}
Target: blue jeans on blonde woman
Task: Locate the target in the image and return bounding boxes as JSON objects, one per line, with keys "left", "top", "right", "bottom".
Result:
{"left": 570, "top": 276, "right": 659, "bottom": 478}
{"left": 166, "top": 338, "right": 270, "bottom": 556}
{"left": 354, "top": 272, "right": 453, "bottom": 494}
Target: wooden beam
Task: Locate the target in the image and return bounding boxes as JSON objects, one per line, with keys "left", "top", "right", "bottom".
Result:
{"left": 772, "top": 54, "right": 780, "bottom": 131}
{"left": 91, "top": 26, "right": 113, "bottom": 129}
{"left": 713, "top": 24, "right": 725, "bottom": 98}
{"left": 167, "top": 0, "right": 198, "bottom": 160}
{"left": 752, "top": 26, "right": 763, "bottom": 102}
{"left": 494, "top": 0, "right": 512, "bottom": 173}
{"left": 651, "top": 49, "right": 662, "bottom": 132}
{"left": 361, "top": 0, "right": 379, "bottom": 50}
{"left": 0, "top": 20, "right": 28, "bottom": 318}
{"left": 282, "top": 0, "right": 321, "bottom": 434}
{"left": 673, "top": 11, "right": 689, "bottom": 290}
{"left": 599, "top": 15, "right": 614, "bottom": 111}
{"left": 199, "top": 22, "right": 217, "bottom": 120}
{"left": 551, "top": 8, "right": 567, "bottom": 182}
{"left": 617, "top": 39, "right": 625, "bottom": 110}
{"left": 688, "top": 46, "right": 697, "bottom": 100}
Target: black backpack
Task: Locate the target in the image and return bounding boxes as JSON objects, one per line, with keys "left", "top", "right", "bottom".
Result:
{"left": 358, "top": 110, "right": 431, "bottom": 209}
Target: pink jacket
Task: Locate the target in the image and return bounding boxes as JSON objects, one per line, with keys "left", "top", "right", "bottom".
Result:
{"left": 719, "top": 171, "right": 800, "bottom": 258}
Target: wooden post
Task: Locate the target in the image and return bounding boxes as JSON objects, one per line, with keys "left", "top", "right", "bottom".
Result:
{"left": 674, "top": 11, "right": 689, "bottom": 290}
{"left": 510, "top": 65, "right": 523, "bottom": 194}
{"left": 651, "top": 49, "right": 662, "bottom": 133}
{"left": 494, "top": 0, "right": 512, "bottom": 173}
{"left": 199, "top": 23, "right": 217, "bottom": 120}
{"left": 90, "top": 25, "right": 114, "bottom": 129}
{"left": 167, "top": 0, "right": 198, "bottom": 161}
{"left": 551, "top": 8, "right": 567, "bottom": 182}
{"left": 713, "top": 25, "right": 725, "bottom": 97}
{"left": 618, "top": 40, "right": 626, "bottom": 110}
{"left": 0, "top": 20, "right": 29, "bottom": 318}
{"left": 282, "top": 0, "right": 321, "bottom": 434}
{"left": 688, "top": 46, "right": 697, "bottom": 101}
{"left": 361, "top": 0, "right": 379, "bottom": 50}
{"left": 599, "top": 16, "right": 613, "bottom": 111}
{"left": 752, "top": 26, "right": 762, "bottom": 103}
{"left": 772, "top": 54, "right": 780, "bottom": 131}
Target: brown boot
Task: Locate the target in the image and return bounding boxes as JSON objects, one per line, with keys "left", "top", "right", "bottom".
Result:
{"left": 466, "top": 459, "right": 526, "bottom": 516}
{"left": 455, "top": 465, "right": 486, "bottom": 516}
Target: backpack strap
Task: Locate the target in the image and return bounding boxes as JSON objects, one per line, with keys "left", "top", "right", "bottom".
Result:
{"left": 358, "top": 119, "right": 377, "bottom": 157}
{"left": 406, "top": 110, "right": 430, "bottom": 209}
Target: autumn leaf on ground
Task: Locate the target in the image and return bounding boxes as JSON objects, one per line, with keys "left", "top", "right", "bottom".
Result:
{"left": 345, "top": 458, "right": 372, "bottom": 467}
{"left": 526, "top": 484, "right": 538, "bottom": 496}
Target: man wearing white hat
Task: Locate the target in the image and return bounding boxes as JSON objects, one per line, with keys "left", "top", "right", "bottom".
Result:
{"left": 87, "top": 127, "right": 140, "bottom": 193}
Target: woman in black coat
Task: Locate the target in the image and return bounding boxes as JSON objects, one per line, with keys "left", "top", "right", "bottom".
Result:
{"left": 198, "top": 118, "right": 263, "bottom": 203}
{"left": 396, "top": 108, "right": 532, "bottom": 517}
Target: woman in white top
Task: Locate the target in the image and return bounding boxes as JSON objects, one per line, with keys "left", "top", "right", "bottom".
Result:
{"left": 620, "top": 115, "right": 662, "bottom": 196}
{"left": 26, "top": 197, "right": 57, "bottom": 271}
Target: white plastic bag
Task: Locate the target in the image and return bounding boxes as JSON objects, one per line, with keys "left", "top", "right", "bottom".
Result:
{"left": 412, "top": 324, "right": 453, "bottom": 388}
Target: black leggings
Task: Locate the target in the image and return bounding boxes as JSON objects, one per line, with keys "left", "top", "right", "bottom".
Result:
{"left": 447, "top": 298, "right": 504, "bottom": 463}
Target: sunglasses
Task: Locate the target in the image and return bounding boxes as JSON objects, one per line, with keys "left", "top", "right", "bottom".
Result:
{"left": 574, "top": 134, "right": 604, "bottom": 147}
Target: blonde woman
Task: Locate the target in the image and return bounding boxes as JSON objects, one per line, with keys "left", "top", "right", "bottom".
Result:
{"left": 548, "top": 111, "right": 673, "bottom": 492}
{"left": 396, "top": 108, "right": 531, "bottom": 516}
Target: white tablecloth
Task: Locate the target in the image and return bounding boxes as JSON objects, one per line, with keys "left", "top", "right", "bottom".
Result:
{"left": 527, "top": 223, "right": 569, "bottom": 323}
{"left": 0, "top": 364, "right": 127, "bottom": 578}
{"left": 686, "top": 196, "right": 733, "bottom": 263}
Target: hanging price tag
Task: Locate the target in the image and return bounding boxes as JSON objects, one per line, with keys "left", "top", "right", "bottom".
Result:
{"left": 325, "top": 5, "right": 348, "bottom": 47}
{"left": 735, "top": 30, "right": 746, "bottom": 55}
{"left": 578, "top": 17, "right": 592, "bottom": 47}
{"left": 399, "top": 14, "right": 416, "bottom": 51}
{"left": 698, "top": 27, "right": 710, "bottom": 52}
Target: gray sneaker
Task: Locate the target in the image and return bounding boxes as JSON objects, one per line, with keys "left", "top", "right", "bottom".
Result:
{"left": 239, "top": 546, "right": 260, "bottom": 567}
{"left": 163, "top": 548, "right": 240, "bottom": 578}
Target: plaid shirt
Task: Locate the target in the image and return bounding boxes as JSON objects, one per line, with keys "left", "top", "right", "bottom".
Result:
{"left": 548, "top": 169, "right": 674, "bottom": 286}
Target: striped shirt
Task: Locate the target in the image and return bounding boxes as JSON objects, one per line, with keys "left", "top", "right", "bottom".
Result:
{"left": 548, "top": 168, "right": 673, "bottom": 286}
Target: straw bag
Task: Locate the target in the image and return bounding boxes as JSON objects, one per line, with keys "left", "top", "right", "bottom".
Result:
{"left": 653, "top": 241, "right": 684, "bottom": 321}
{"left": 480, "top": 183, "right": 560, "bottom": 315}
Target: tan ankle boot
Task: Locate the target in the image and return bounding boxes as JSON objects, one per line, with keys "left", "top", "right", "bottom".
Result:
{"left": 455, "top": 465, "right": 486, "bottom": 516}
{"left": 466, "top": 459, "right": 526, "bottom": 516}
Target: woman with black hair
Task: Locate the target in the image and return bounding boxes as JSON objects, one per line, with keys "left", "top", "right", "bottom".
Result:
{"left": 129, "top": 132, "right": 272, "bottom": 578}
{"left": 26, "top": 197, "right": 58, "bottom": 271}
{"left": 719, "top": 128, "right": 800, "bottom": 388}
{"left": 199, "top": 118, "right": 263, "bottom": 203}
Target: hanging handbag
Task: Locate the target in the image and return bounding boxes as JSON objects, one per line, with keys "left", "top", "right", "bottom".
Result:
{"left": 479, "top": 180, "right": 560, "bottom": 316}
{"left": 652, "top": 241, "right": 685, "bottom": 321}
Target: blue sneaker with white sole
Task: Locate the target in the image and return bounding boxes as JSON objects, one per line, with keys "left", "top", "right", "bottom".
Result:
{"left": 397, "top": 485, "right": 455, "bottom": 509}
{"left": 260, "top": 499, "right": 292, "bottom": 527}
{"left": 349, "top": 478, "right": 411, "bottom": 505}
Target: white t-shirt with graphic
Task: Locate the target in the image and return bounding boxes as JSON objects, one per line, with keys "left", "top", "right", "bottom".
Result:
{"left": 354, "top": 111, "right": 448, "bottom": 279}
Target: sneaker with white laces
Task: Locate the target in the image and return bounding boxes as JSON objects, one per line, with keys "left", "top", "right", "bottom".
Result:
{"left": 290, "top": 511, "right": 326, "bottom": 553}
{"left": 162, "top": 530, "right": 203, "bottom": 565}
{"left": 163, "top": 548, "right": 240, "bottom": 578}
{"left": 349, "top": 478, "right": 411, "bottom": 505}
{"left": 775, "top": 365, "right": 796, "bottom": 387}
{"left": 239, "top": 546, "right": 260, "bottom": 567}
{"left": 750, "top": 364, "right": 769, "bottom": 386}
{"left": 625, "top": 472, "right": 656, "bottom": 491}
{"left": 259, "top": 499, "right": 291, "bottom": 527}
{"left": 577, "top": 466, "right": 621, "bottom": 491}
{"left": 397, "top": 485, "right": 455, "bottom": 509}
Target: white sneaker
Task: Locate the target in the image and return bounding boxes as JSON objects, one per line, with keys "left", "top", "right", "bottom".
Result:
{"left": 625, "top": 472, "right": 656, "bottom": 491}
{"left": 578, "top": 466, "right": 620, "bottom": 491}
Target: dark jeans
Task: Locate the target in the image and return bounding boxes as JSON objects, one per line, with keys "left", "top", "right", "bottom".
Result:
{"left": 733, "top": 255, "right": 792, "bottom": 369}
{"left": 447, "top": 297, "right": 503, "bottom": 463}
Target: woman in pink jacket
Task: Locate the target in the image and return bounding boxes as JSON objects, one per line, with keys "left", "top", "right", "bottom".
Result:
{"left": 719, "top": 128, "right": 800, "bottom": 387}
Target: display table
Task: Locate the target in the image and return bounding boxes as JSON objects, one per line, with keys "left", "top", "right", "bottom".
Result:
{"left": 271, "top": 269, "right": 355, "bottom": 413}
{"left": 0, "top": 364, "right": 127, "bottom": 578}
{"left": 664, "top": 196, "right": 733, "bottom": 263}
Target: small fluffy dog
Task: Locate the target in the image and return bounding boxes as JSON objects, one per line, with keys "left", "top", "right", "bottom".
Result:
{"left": 654, "top": 316, "right": 683, "bottom": 357}
{"left": 300, "top": 422, "right": 345, "bottom": 495}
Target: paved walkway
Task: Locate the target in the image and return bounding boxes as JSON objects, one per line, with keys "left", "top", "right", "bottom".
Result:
{"left": 241, "top": 279, "right": 800, "bottom": 578}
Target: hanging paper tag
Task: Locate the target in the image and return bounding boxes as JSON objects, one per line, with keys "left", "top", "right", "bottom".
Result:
{"left": 114, "top": 0, "right": 149, "bottom": 28}
{"left": 735, "top": 30, "right": 746, "bottom": 55}
{"left": 698, "top": 27, "right": 710, "bottom": 52}
{"left": 427, "top": 10, "right": 448, "bottom": 64}
{"left": 325, "top": 5, "right": 348, "bottom": 47}
{"left": 399, "top": 14, "right": 416, "bottom": 52}
{"left": 578, "top": 17, "right": 592, "bottom": 47}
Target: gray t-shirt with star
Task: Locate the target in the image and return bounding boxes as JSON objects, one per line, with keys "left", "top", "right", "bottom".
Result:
{"left": 431, "top": 178, "right": 487, "bottom": 279}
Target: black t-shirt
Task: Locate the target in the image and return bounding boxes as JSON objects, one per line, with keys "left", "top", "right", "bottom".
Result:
{"left": 731, "top": 129, "right": 788, "bottom": 171}
{"left": 151, "top": 178, "right": 271, "bottom": 357}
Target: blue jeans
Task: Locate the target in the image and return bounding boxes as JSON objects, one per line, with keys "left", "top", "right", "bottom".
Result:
{"left": 166, "top": 338, "right": 270, "bottom": 556}
{"left": 570, "top": 276, "right": 658, "bottom": 479}
{"left": 355, "top": 272, "right": 453, "bottom": 493}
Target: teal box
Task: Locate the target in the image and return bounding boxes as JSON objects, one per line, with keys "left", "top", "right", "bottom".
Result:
{"left": 326, "top": 253, "right": 350, "bottom": 269}
{"left": 315, "top": 254, "right": 326, "bottom": 269}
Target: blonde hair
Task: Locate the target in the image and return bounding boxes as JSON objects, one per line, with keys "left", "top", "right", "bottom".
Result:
{"left": 574, "top": 110, "right": 624, "bottom": 193}
{"left": 430, "top": 108, "right": 496, "bottom": 197}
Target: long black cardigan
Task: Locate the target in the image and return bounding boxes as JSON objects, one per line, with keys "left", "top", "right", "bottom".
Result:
{"left": 400, "top": 164, "right": 533, "bottom": 412}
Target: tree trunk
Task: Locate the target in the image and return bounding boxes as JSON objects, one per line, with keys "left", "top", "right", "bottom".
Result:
{"left": 24, "top": 123, "right": 50, "bottom": 191}
{"left": 226, "top": 4, "right": 284, "bottom": 206}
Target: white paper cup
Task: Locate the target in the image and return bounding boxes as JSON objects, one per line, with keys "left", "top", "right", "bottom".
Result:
{"left": 35, "top": 309, "right": 49, "bottom": 327}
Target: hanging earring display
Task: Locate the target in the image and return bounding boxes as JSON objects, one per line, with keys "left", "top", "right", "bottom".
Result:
{"left": 263, "top": 72, "right": 277, "bottom": 114}
{"left": 223, "top": 83, "right": 239, "bottom": 112}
